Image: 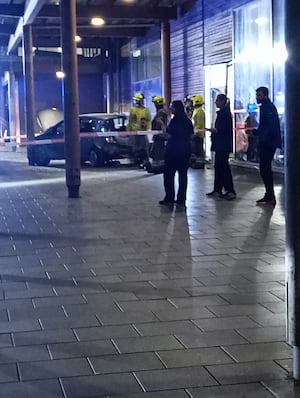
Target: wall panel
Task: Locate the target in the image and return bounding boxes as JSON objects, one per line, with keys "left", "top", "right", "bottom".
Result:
{"left": 127, "top": 0, "right": 254, "bottom": 105}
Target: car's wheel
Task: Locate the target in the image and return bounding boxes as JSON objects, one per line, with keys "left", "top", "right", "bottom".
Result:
{"left": 145, "top": 162, "right": 153, "bottom": 173}
{"left": 27, "top": 147, "right": 36, "bottom": 166}
{"left": 89, "top": 148, "right": 105, "bottom": 167}
{"left": 35, "top": 148, "right": 50, "bottom": 166}
{"left": 27, "top": 154, "right": 35, "bottom": 166}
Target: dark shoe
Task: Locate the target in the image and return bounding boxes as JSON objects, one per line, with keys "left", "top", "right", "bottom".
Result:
{"left": 256, "top": 195, "right": 268, "bottom": 203}
{"left": 159, "top": 200, "right": 174, "bottom": 206}
{"left": 265, "top": 197, "right": 276, "bottom": 206}
{"left": 206, "top": 191, "right": 221, "bottom": 198}
{"left": 222, "top": 192, "right": 237, "bottom": 200}
{"left": 256, "top": 195, "right": 276, "bottom": 205}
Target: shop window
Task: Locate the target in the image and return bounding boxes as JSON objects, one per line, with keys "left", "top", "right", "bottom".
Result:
{"left": 130, "top": 41, "right": 162, "bottom": 114}
{"left": 233, "top": 0, "right": 273, "bottom": 162}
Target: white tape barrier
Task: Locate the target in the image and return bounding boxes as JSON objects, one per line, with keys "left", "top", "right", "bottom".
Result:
{"left": 0, "top": 130, "right": 163, "bottom": 148}
{"left": 0, "top": 128, "right": 213, "bottom": 148}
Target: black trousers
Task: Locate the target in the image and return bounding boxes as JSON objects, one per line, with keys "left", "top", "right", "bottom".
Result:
{"left": 163, "top": 155, "right": 190, "bottom": 203}
{"left": 214, "top": 152, "right": 235, "bottom": 193}
{"left": 258, "top": 144, "right": 276, "bottom": 197}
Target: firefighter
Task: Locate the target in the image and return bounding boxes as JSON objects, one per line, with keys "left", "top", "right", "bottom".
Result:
{"left": 147, "top": 95, "right": 169, "bottom": 173}
{"left": 127, "top": 93, "right": 152, "bottom": 167}
{"left": 190, "top": 95, "right": 206, "bottom": 169}
{"left": 151, "top": 96, "right": 168, "bottom": 132}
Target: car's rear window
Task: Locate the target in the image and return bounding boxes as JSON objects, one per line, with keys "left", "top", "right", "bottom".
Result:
{"left": 80, "top": 118, "right": 97, "bottom": 132}
{"left": 79, "top": 116, "right": 127, "bottom": 133}
{"left": 96, "top": 117, "right": 126, "bottom": 132}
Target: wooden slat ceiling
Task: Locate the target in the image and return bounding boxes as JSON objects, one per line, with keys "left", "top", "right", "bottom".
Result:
{"left": 0, "top": 0, "right": 195, "bottom": 55}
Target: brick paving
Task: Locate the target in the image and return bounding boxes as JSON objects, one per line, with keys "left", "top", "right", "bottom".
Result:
{"left": 0, "top": 149, "right": 297, "bottom": 397}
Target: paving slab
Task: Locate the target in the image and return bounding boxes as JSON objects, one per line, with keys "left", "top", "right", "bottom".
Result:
{"left": 0, "top": 151, "right": 291, "bottom": 396}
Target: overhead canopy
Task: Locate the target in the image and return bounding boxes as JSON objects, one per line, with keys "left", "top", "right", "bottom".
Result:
{"left": 0, "top": 0, "right": 195, "bottom": 56}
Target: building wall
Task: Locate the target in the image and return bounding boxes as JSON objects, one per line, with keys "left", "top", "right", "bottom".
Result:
{"left": 169, "top": 0, "right": 253, "bottom": 100}
{"left": 125, "top": 0, "right": 254, "bottom": 102}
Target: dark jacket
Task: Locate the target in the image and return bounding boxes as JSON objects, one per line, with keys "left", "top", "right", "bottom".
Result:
{"left": 211, "top": 107, "right": 233, "bottom": 153}
{"left": 152, "top": 108, "right": 168, "bottom": 131}
{"left": 165, "top": 115, "right": 193, "bottom": 158}
{"left": 257, "top": 98, "right": 282, "bottom": 149}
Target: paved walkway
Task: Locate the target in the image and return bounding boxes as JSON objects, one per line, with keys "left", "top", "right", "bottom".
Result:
{"left": 0, "top": 150, "right": 296, "bottom": 397}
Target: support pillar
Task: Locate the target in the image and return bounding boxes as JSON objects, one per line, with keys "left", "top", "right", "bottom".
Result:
{"left": 8, "top": 71, "right": 17, "bottom": 142}
{"left": 115, "top": 40, "right": 121, "bottom": 113}
{"left": 22, "top": 24, "right": 36, "bottom": 162}
{"left": 161, "top": 20, "right": 171, "bottom": 110}
{"left": 285, "top": 0, "right": 300, "bottom": 381}
{"left": 61, "top": 0, "right": 81, "bottom": 198}
{"left": 0, "top": 80, "right": 6, "bottom": 135}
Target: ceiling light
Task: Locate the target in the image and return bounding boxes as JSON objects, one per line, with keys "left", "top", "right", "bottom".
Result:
{"left": 91, "top": 17, "right": 105, "bottom": 26}
{"left": 75, "top": 35, "right": 82, "bottom": 42}
{"left": 132, "top": 49, "right": 141, "bottom": 57}
{"left": 56, "top": 71, "right": 65, "bottom": 79}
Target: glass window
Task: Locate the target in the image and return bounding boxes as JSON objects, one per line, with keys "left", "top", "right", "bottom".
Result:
{"left": 80, "top": 118, "right": 96, "bottom": 132}
{"left": 130, "top": 41, "right": 162, "bottom": 114}
{"left": 54, "top": 122, "right": 64, "bottom": 137}
{"left": 234, "top": 0, "right": 272, "bottom": 108}
{"left": 111, "top": 117, "right": 126, "bottom": 131}
{"left": 131, "top": 42, "right": 161, "bottom": 83}
{"left": 272, "top": 0, "right": 285, "bottom": 166}
{"left": 233, "top": 0, "right": 285, "bottom": 164}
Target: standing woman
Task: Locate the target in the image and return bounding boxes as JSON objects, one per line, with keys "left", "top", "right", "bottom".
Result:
{"left": 206, "top": 94, "right": 236, "bottom": 199}
{"left": 159, "top": 100, "right": 194, "bottom": 208}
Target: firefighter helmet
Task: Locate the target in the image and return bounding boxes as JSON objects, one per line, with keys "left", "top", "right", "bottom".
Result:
{"left": 133, "top": 92, "right": 145, "bottom": 102}
{"left": 152, "top": 95, "right": 165, "bottom": 105}
{"left": 192, "top": 95, "right": 204, "bottom": 106}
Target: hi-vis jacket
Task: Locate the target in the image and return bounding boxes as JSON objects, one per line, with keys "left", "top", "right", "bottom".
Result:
{"left": 192, "top": 107, "right": 205, "bottom": 138}
{"left": 127, "top": 106, "right": 152, "bottom": 131}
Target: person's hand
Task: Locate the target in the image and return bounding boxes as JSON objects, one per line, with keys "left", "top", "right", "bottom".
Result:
{"left": 205, "top": 127, "right": 217, "bottom": 134}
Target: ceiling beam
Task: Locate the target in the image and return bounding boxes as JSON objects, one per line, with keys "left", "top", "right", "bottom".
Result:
{"left": 7, "top": 0, "right": 48, "bottom": 54}
{"left": 39, "top": 5, "right": 177, "bottom": 20}
{"left": 7, "top": 19, "right": 23, "bottom": 54}
{"left": 24, "top": 0, "right": 48, "bottom": 25}
{"left": 0, "top": 5, "right": 24, "bottom": 17}
{"left": 33, "top": 37, "right": 115, "bottom": 48}
{"left": 33, "top": 26, "right": 148, "bottom": 38}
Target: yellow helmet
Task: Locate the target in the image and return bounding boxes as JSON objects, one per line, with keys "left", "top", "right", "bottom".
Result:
{"left": 133, "top": 92, "right": 144, "bottom": 102}
{"left": 152, "top": 95, "right": 165, "bottom": 105}
{"left": 192, "top": 95, "right": 204, "bottom": 106}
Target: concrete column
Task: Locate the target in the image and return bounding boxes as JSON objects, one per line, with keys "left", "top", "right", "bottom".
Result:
{"left": 115, "top": 40, "right": 121, "bottom": 113}
{"left": 105, "top": 73, "right": 111, "bottom": 113}
{"left": 0, "top": 80, "right": 6, "bottom": 134}
{"left": 22, "top": 24, "right": 36, "bottom": 162}
{"left": 8, "top": 71, "right": 17, "bottom": 143}
{"left": 161, "top": 20, "right": 171, "bottom": 109}
{"left": 61, "top": 0, "right": 81, "bottom": 198}
{"left": 285, "top": 0, "right": 300, "bottom": 381}
{"left": 14, "top": 80, "right": 21, "bottom": 144}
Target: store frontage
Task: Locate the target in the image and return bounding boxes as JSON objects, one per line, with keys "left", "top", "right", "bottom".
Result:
{"left": 125, "top": 0, "right": 285, "bottom": 169}
{"left": 233, "top": 0, "right": 285, "bottom": 168}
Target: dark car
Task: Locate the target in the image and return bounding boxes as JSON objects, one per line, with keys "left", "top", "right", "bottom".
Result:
{"left": 28, "top": 113, "right": 148, "bottom": 167}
